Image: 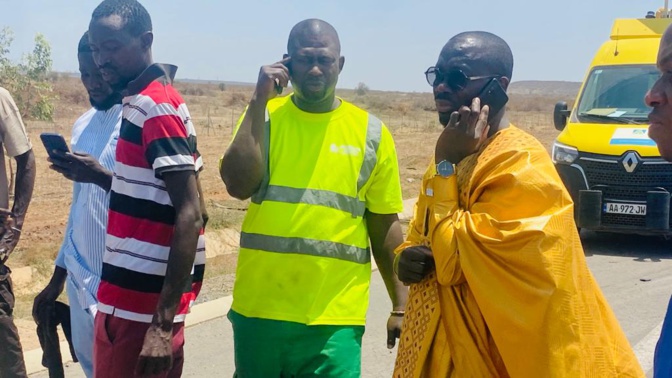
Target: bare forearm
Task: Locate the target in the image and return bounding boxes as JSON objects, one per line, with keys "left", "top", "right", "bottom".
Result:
{"left": 196, "top": 177, "right": 208, "bottom": 227}
{"left": 94, "top": 169, "right": 113, "bottom": 192}
{"left": 368, "top": 213, "right": 409, "bottom": 310}
{"left": 13, "top": 150, "right": 36, "bottom": 227}
{"left": 372, "top": 234, "right": 408, "bottom": 310}
{"left": 153, "top": 210, "right": 202, "bottom": 330}
{"left": 220, "top": 97, "right": 267, "bottom": 199}
{"left": 48, "top": 266, "right": 67, "bottom": 289}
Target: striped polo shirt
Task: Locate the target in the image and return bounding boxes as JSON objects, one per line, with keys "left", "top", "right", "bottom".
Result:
{"left": 97, "top": 63, "right": 206, "bottom": 323}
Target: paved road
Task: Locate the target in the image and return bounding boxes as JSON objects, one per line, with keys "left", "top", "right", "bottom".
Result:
{"left": 33, "top": 231, "right": 672, "bottom": 377}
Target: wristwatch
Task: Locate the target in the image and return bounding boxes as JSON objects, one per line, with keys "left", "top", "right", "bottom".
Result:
{"left": 436, "top": 160, "right": 456, "bottom": 177}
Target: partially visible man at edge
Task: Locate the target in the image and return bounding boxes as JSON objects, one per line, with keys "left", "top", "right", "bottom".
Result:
{"left": 83, "top": 0, "right": 206, "bottom": 376}
{"left": 32, "top": 30, "right": 123, "bottom": 378}
{"left": 220, "top": 18, "right": 407, "bottom": 377}
{"left": 0, "top": 87, "right": 36, "bottom": 378}
{"left": 392, "top": 31, "right": 643, "bottom": 377}
{"left": 646, "top": 23, "right": 672, "bottom": 378}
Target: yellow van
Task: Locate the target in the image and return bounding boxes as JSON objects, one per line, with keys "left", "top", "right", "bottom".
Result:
{"left": 552, "top": 12, "right": 672, "bottom": 235}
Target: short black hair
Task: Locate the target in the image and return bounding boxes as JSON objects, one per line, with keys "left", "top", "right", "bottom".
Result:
{"left": 91, "top": 0, "right": 152, "bottom": 37}
{"left": 78, "top": 31, "right": 91, "bottom": 53}
{"left": 444, "top": 31, "right": 514, "bottom": 80}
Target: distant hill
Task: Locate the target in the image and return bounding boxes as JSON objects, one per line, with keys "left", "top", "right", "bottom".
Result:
{"left": 53, "top": 72, "right": 257, "bottom": 87}
{"left": 53, "top": 71, "right": 581, "bottom": 97}
{"left": 176, "top": 78, "right": 255, "bottom": 87}
{"left": 165, "top": 79, "right": 584, "bottom": 97}
{"left": 191, "top": 79, "right": 583, "bottom": 97}
{"left": 508, "top": 80, "right": 581, "bottom": 97}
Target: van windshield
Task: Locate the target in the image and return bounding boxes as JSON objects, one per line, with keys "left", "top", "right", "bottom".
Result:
{"left": 576, "top": 65, "right": 659, "bottom": 124}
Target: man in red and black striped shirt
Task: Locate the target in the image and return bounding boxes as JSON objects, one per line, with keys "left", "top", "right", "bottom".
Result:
{"left": 86, "top": 1, "right": 205, "bottom": 376}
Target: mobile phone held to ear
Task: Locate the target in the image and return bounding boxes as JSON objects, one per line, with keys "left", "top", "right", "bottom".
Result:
{"left": 40, "top": 133, "right": 70, "bottom": 160}
{"left": 285, "top": 59, "right": 292, "bottom": 76}
{"left": 276, "top": 56, "right": 292, "bottom": 95}
{"left": 477, "top": 78, "right": 509, "bottom": 120}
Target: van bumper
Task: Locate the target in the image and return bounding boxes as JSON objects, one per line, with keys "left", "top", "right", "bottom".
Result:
{"left": 576, "top": 189, "right": 670, "bottom": 233}
{"left": 556, "top": 164, "right": 672, "bottom": 235}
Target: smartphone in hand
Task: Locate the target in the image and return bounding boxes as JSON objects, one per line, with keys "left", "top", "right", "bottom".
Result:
{"left": 477, "top": 78, "right": 509, "bottom": 121}
{"left": 276, "top": 56, "right": 292, "bottom": 95}
{"left": 40, "top": 133, "right": 70, "bottom": 161}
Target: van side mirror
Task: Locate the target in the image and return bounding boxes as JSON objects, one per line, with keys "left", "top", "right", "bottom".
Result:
{"left": 554, "top": 102, "right": 571, "bottom": 131}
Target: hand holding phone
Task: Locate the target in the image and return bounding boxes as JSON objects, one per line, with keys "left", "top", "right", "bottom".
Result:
{"left": 434, "top": 97, "right": 491, "bottom": 164}
{"left": 40, "top": 133, "right": 70, "bottom": 161}
{"left": 476, "top": 78, "right": 509, "bottom": 122}
{"left": 275, "top": 56, "right": 292, "bottom": 95}
{"left": 257, "top": 57, "right": 291, "bottom": 102}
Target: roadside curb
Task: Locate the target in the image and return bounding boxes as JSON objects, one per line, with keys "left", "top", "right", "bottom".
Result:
{"left": 25, "top": 199, "right": 417, "bottom": 375}
{"left": 27, "top": 261, "right": 383, "bottom": 376}
{"left": 400, "top": 198, "right": 416, "bottom": 222}
{"left": 26, "top": 296, "right": 240, "bottom": 375}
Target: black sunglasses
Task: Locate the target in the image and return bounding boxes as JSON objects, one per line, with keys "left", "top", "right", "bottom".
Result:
{"left": 425, "top": 66, "right": 499, "bottom": 91}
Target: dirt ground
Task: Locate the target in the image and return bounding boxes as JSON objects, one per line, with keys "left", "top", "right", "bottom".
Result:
{"left": 7, "top": 77, "right": 562, "bottom": 351}
{"left": 11, "top": 107, "right": 557, "bottom": 269}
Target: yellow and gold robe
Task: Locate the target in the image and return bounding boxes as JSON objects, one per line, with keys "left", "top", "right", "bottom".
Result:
{"left": 393, "top": 125, "right": 643, "bottom": 378}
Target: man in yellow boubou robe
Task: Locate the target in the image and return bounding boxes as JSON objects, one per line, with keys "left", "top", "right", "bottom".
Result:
{"left": 393, "top": 31, "right": 643, "bottom": 378}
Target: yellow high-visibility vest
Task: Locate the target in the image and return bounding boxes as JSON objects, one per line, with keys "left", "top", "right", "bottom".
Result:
{"left": 230, "top": 95, "right": 403, "bottom": 326}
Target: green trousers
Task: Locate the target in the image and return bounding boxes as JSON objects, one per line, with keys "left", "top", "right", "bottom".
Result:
{"left": 229, "top": 310, "right": 364, "bottom": 378}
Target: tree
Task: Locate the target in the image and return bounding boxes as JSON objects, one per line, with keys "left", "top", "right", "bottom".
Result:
{"left": 355, "top": 82, "right": 369, "bottom": 96}
{"left": 0, "top": 28, "right": 55, "bottom": 121}
{"left": 218, "top": 82, "right": 227, "bottom": 92}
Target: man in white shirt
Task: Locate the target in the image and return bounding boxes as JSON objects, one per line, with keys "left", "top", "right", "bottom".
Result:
{"left": 32, "top": 31, "right": 122, "bottom": 378}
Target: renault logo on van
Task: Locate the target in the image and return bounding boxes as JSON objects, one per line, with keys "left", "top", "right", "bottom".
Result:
{"left": 621, "top": 152, "right": 640, "bottom": 173}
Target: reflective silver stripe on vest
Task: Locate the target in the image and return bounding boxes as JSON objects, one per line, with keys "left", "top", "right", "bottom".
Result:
{"left": 251, "top": 111, "right": 382, "bottom": 219}
{"left": 261, "top": 185, "right": 366, "bottom": 217}
{"left": 357, "top": 115, "right": 382, "bottom": 192}
{"left": 240, "top": 232, "right": 371, "bottom": 264}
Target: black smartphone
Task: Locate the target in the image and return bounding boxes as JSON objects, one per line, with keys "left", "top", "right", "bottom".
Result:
{"left": 40, "top": 132, "right": 70, "bottom": 160}
{"left": 477, "top": 78, "right": 509, "bottom": 121}
{"left": 276, "top": 56, "right": 292, "bottom": 95}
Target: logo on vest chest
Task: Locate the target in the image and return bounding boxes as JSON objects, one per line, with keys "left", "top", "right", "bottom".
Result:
{"left": 329, "top": 144, "right": 361, "bottom": 156}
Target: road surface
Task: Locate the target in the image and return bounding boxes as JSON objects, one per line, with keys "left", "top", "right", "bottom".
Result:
{"left": 32, "top": 231, "right": 672, "bottom": 377}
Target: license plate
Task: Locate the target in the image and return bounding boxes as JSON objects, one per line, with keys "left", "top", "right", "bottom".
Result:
{"left": 603, "top": 202, "right": 647, "bottom": 216}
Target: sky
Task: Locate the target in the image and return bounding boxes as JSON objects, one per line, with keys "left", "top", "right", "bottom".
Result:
{"left": 0, "top": 0, "right": 667, "bottom": 92}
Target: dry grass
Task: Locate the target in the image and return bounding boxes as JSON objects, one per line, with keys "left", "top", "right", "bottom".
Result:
{"left": 8, "top": 76, "right": 567, "bottom": 319}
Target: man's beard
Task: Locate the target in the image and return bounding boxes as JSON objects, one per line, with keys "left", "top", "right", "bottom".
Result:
{"left": 90, "top": 92, "right": 123, "bottom": 111}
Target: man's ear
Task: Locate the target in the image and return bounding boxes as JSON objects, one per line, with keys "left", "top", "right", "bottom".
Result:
{"left": 140, "top": 31, "right": 153, "bottom": 51}
{"left": 339, "top": 56, "right": 345, "bottom": 73}
{"left": 498, "top": 76, "right": 510, "bottom": 91}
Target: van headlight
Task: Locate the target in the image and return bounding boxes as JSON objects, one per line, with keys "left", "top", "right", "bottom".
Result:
{"left": 552, "top": 142, "right": 579, "bottom": 165}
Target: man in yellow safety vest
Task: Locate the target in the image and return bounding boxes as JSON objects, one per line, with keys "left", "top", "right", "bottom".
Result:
{"left": 220, "top": 18, "right": 408, "bottom": 378}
